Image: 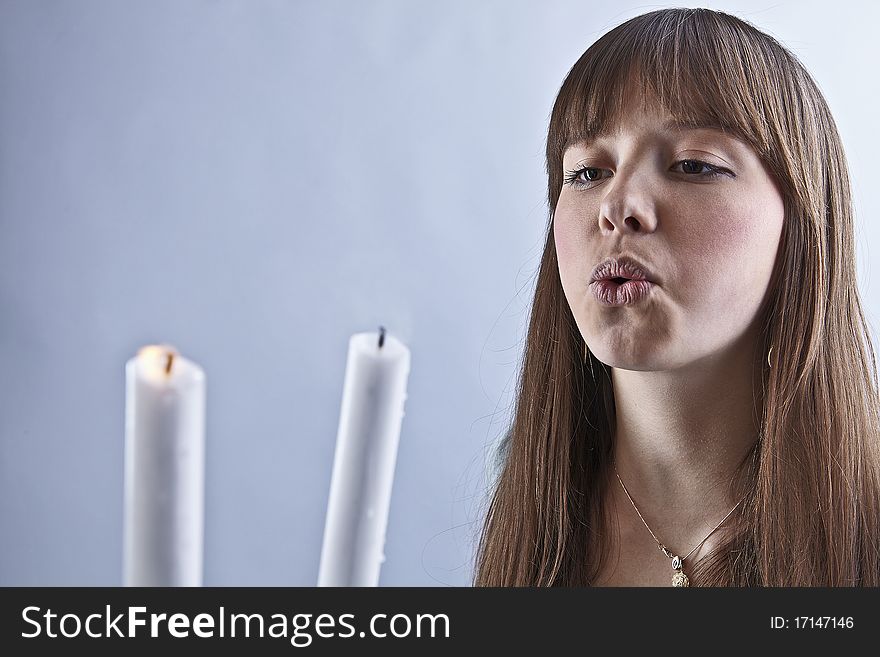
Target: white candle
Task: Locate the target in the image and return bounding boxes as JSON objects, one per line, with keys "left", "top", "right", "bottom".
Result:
{"left": 318, "top": 327, "right": 411, "bottom": 586}
{"left": 123, "top": 344, "right": 206, "bottom": 586}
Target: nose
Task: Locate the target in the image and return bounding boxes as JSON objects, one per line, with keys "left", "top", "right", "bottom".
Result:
{"left": 598, "top": 170, "right": 658, "bottom": 234}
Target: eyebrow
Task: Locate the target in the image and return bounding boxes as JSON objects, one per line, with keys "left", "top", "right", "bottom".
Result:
{"left": 566, "top": 120, "right": 730, "bottom": 150}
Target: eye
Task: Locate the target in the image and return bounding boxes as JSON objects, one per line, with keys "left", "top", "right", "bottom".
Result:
{"left": 562, "top": 159, "right": 733, "bottom": 190}
{"left": 672, "top": 159, "right": 731, "bottom": 179}
{"left": 562, "top": 166, "right": 612, "bottom": 189}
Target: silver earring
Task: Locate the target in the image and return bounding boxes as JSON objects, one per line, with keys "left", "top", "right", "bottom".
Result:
{"left": 767, "top": 345, "right": 773, "bottom": 369}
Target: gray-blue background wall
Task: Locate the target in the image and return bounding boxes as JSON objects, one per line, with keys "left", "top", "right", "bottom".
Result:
{"left": 2, "top": 0, "right": 878, "bottom": 585}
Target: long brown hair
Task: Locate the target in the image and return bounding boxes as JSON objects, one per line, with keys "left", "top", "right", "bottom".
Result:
{"left": 474, "top": 8, "right": 880, "bottom": 586}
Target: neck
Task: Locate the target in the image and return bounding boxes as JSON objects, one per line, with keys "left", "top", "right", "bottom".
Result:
{"left": 607, "top": 334, "right": 763, "bottom": 555}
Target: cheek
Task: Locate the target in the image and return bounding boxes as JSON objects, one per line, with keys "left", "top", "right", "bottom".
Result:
{"left": 553, "top": 193, "right": 591, "bottom": 272}
{"left": 553, "top": 197, "right": 586, "bottom": 310}
{"left": 677, "top": 189, "right": 784, "bottom": 312}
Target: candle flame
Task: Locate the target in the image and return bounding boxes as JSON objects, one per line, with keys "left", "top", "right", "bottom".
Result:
{"left": 137, "top": 344, "right": 180, "bottom": 378}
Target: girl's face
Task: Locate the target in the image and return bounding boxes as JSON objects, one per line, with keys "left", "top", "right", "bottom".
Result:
{"left": 554, "top": 95, "right": 785, "bottom": 371}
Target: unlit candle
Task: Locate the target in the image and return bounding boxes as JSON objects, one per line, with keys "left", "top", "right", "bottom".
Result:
{"left": 318, "top": 327, "right": 411, "bottom": 586}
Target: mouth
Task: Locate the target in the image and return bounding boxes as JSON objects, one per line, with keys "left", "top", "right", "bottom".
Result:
{"left": 589, "top": 255, "right": 657, "bottom": 307}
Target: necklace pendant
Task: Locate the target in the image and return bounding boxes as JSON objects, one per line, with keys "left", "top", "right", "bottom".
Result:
{"left": 670, "top": 555, "right": 689, "bottom": 587}
{"left": 672, "top": 568, "right": 689, "bottom": 587}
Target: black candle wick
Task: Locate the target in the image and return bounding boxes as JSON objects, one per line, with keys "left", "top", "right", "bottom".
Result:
{"left": 378, "top": 326, "right": 386, "bottom": 349}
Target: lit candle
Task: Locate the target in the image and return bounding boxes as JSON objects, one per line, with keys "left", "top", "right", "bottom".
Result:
{"left": 123, "top": 344, "right": 206, "bottom": 586}
{"left": 318, "top": 327, "right": 411, "bottom": 586}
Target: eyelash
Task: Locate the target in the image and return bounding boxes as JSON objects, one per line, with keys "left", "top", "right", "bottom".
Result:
{"left": 562, "top": 160, "right": 730, "bottom": 189}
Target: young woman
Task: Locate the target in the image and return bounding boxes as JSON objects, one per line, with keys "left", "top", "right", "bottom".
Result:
{"left": 475, "top": 8, "right": 880, "bottom": 586}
